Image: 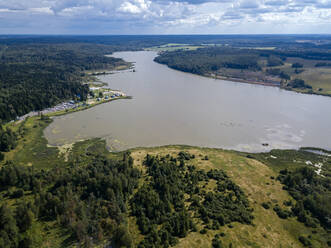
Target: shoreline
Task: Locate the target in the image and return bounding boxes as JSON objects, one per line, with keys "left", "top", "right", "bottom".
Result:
{"left": 205, "top": 72, "right": 331, "bottom": 98}
{"left": 48, "top": 96, "right": 132, "bottom": 118}
{"left": 157, "top": 63, "right": 331, "bottom": 98}
{"left": 13, "top": 61, "right": 134, "bottom": 124}
{"left": 212, "top": 74, "right": 331, "bottom": 98}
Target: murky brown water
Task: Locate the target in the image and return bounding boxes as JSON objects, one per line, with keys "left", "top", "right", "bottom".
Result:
{"left": 44, "top": 51, "right": 331, "bottom": 152}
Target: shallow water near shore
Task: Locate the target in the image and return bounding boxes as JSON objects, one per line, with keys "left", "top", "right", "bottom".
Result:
{"left": 44, "top": 51, "right": 331, "bottom": 152}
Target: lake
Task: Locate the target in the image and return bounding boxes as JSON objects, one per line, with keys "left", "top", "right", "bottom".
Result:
{"left": 44, "top": 51, "right": 331, "bottom": 152}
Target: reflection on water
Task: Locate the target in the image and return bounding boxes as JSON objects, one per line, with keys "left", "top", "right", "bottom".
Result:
{"left": 44, "top": 51, "right": 331, "bottom": 152}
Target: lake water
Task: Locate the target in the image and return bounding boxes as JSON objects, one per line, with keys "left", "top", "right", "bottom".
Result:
{"left": 44, "top": 51, "right": 331, "bottom": 152}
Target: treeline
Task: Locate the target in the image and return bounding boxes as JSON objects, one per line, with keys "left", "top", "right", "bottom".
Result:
{"left": 315, "top": 62, "right": 331, "bottom": 67}
{"left": 0, "top": 43, "right": 126, "bottom": 122}
{"left": 154, "top": 46, "right": 331, "bottom": 77}
{"left": 154, "top": 47, "right": 262, "bottom": 75}
{"left": 0, "top": 124, "right": 17, "bottom": 161}
{"left": 286, "top": 79, "right": 312, "bottom": 89}
{"left": 1, "top": 35, "right": 331, "bottom": 51}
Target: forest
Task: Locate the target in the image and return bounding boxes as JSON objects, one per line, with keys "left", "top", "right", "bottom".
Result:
{"left": 154, "top": 47, "right": 262, "bottom": 74}
{"left": 0, "top": 151, "right": 140, "bottom": 247}
{"left": 0, "top": 145, "right": 254, "bottom": 247}
{"left": 0, "top": 43, "right": 127, "bottom": 122}
{"left": 154, "top": 46, "right": 331, "bottom": 76}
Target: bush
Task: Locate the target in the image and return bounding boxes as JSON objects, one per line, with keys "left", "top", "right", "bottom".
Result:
{"left": 112, "top": 225, "right": 133, "bottom": 248}
{"left": 267, "top": 56, "right": 284, "bottom": 67}
{"left": 280, "top": 71, "right": 290, "bottom": 80}
{"left": 178, "top": 151, "right": 192, "bottom": 160}
{"left": 292, "top": 62, "right": 303, "bottom": 68}
{"left": 212, "top": 237, "right": 223, "bottom": 248}
{"left": 261, "top": 202, "right": 270, "bottom": 209}
{"left": 298, "top": 236, "right": 311, "bottom": 247}
{"left": 289, "top": 79, "right": 312, "bottom": 89}
{"left": 283, "top": 200, "right": 292, "bottom": 206}
{"left": 273, "top": 205, "right": 291, "bottom": 219}
{"left": 11, "top": 189, "right": 24, "bottom": 198}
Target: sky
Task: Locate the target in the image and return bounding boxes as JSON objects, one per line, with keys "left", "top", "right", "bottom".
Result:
{"left": 0, "top": 0, "right": 330, "bottom": 34}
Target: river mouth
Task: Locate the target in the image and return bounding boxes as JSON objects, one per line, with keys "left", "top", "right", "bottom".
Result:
{"left": 44, "top": 51, "right": 331, "bottom": 152}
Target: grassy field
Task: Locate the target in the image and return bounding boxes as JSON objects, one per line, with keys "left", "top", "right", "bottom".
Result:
{"left": 1, "top": 116, "right": 330, "bottom": 247}
{"left": 145, "top": 43, "right": 203, "bottom": 52}
{"left": 267, "top": 57, "right": 331, "bottom": 96}
{"left": 215, "top": 57, "right": 331, "bottom": 96}
{"left": 2, "top": 117, "right": 64, "bottom": 168}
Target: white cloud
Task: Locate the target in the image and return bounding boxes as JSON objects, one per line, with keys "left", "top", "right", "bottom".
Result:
{"left": 118, "top": 1, "right": 142, "bottom": 13}
{"left": 0, "top": 0, "right": 330, "bottom": 33}
{"left": 29, "top": 7, "right": 54, "bottom": 14}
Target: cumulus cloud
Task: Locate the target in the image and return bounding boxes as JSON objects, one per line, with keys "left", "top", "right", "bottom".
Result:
{"left": 0, "top": 0, "right": 330, "bottom": 33}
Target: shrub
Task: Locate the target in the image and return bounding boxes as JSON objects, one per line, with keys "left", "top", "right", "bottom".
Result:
{"left": 273, "top": 205, "right": 291, "bottom": 219}
{"left": 261, "top": 202, "right": 270, "bottom": 209}
{"left": 292, "top": 62, "right": 303, "bottom": 68}
{"left": 212, "top": 237, "right": 223, "bottom": 248}
{"left": 298, "top": 236, "right": 311, "bottom": 247}
{"left": 11, "top": 189, "right": 24, "bottom": 198}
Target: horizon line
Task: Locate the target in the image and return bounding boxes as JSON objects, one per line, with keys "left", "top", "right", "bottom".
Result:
{"left": 1, "top": 33, "right": 331, "bottom": 36}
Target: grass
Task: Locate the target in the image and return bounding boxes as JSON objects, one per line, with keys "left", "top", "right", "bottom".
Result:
{"left": 145, "top": 43, "right": 203, "bottom": 52}
{"left": 130, "top": 146, "right": 330, "bottom": 248}
{"left": 2, "top": 117, "right": 64, "bottom": 169}
{"left": 265, "top": 57, "right": 331, "bottom": 96}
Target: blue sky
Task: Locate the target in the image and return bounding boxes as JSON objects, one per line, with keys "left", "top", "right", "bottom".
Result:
{"left": 0, "top": 0, "right": 330, "bottom": 34}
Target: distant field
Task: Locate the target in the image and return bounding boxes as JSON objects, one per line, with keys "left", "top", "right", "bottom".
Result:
{"left": 271, "top": 57, "right": 331, "bottom": 95}
{"left": 145, "top": 43, "right": 203, "bottom": 52}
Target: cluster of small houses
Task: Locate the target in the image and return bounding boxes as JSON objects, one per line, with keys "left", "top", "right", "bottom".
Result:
{"left": 16, "top": 101, "right": 82, "bottom": 121}
{"left": 15, "top": 89, "right": 125, "bottom": 122}
{"left": 95, "top": 92, "right": 123, "bottom": 102}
